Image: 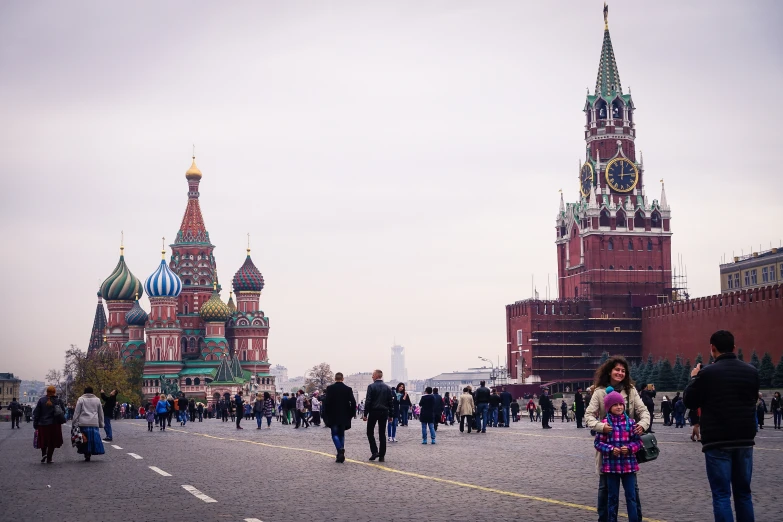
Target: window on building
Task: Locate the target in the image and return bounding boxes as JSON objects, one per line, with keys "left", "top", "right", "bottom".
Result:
{"left": 651, "top": 211, "right": 661, "bottom": 228}
{"left": 762, "top": 267, "right": 769, "bottom": 283}
{"left": 780, "top": 264, "right": 783, "bottom": 281}
{"left": 185, "top": 378, "right": 192, "bottom": 385}
{"left": 769, "top": 265, "right": 776, "bottom": 282}
{"left": 616, "top": 210, "right": 626, "bottom": 228}
{"left": 194, "top": 378, "right": 200, "bottom": 385}
{"left": 184, "top": 303, "right": 189, "bottom": 314}
{"left": 609, "top": 265, "right": 614, "bottom": 270}
{"left": 628, "top": 240, "right": 634, "bottom": 251}
{"left": 600, "top": 209, "right": 610, "bottom": 228}
{"left": 734, "top": 273, "right": 740, "bottom": 288}
{"left": 727, "top": 274, "right": 734, "bottom": 289}
{"left": 647, "top": 240, "right": 653, "bottom": 251}
{"left": 608, "top": 239, "right": 614, "bottom": 251}
{"left": 516, "top": 330, "right": 523, "bottom": 346}
{"left": 751, "top": 269, "right": 757, "bottom": 285}
{"left": 648, "top": 266, "right": 653, "bottom": 270}
{"left": 575, "top": 286, "right": 579, "bottom": 297}
{"left": 628, "top": 265, "right": 634, "bottom": 270}
{"left": 745, "top": 271, "right": 750, "bottom": 286}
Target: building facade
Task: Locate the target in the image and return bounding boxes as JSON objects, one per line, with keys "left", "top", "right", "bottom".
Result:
{"left": 92, "top": 157, "right": 275, "bottom": 405}
{"left": 506, "top": 6, "right": 668, "bottom": 384}
{"left": 424, "top": 370, "right": 493, "bottom": 395}
{"left": 720, "top": 248, "right": 782, "bottom": 293}
{"left": 1, "top": 373, "right": 22, "bottom": 419}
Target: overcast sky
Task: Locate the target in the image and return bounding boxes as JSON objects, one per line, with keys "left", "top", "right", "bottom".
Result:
{"left": 1, "top": 1, "right": 781, "bottom": 382}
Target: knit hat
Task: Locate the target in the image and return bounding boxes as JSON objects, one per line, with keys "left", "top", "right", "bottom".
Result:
{"left": 46, "top": 385, "right": 57, "bottom": 396}
{"left": 603, "top": 386, "right": 624, "bottom": 412}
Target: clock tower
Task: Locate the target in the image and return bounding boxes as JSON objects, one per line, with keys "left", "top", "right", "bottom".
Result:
{"left": 556, "top": 4, "right": 673, "bottom": 317}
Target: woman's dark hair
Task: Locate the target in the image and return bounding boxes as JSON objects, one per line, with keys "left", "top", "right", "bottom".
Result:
{"left": 593, "top": 356, "right": 633, "bottom": 393}
{"left": 263, "top": 391, "right": 271, "bottom": 400}
{"left": 463, "top": 387, "right": 469, "bottom": 393}
{"left": 84, "top": 386, "right": 94, "bottom": 394}
{"left": 397, "top": 383, "right": 405, "bottom": 392}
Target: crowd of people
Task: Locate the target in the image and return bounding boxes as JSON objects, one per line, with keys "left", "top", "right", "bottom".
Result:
{"left": 12, "top": 328, "right": 772, "bottom": 521}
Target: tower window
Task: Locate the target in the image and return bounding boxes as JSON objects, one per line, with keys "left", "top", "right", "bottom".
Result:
{"left": 184, "top": 303, "right": 189, "bottom": 314}
{"left": 634, "top": 211, "right": 645, "bottom": 229}
{"left": 608, "top": 239, "right": 614, "bottom": 251}
{"left": 651, "top": 211, "right": 662, "bottom": 228}
{"left": 616, "top": 210, "right": 626, "bottom": 228}
{"left": 185, "top": 378, "right": 192, "bottom": 386}
{"left": 574, "top": 286, "right": 579, "bottom": 298}
{"left": 628, "top": 240, "right": 634, "bottom": 251}
{"left": 648, "top": 266, "right": 653, "bottom": 271}
{"left": 600, "top": 209, "right": 610, "bottom": 228}
{"left": 647, "top": 240, "right": 653, "bottom": 251}
{"left": 609, "top": 265, "right": 614, "bottom": 270}
{"left": 629, "top": 266, "right": 634, "bottom": 270}
{"left": 194, "top": 378, "right": 200, "bottom": 385}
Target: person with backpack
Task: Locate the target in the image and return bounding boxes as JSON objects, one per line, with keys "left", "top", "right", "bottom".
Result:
{"left": 33, "top": 386, "right": 65, "bottom": 463}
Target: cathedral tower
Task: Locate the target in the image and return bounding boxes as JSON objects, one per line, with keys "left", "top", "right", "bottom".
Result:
{"left": 99, "top": 244, "right": 143, "bottom": 357}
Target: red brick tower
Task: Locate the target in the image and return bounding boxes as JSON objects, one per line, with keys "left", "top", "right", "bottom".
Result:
{"left": 169, "top": 156, "right": 219, "bottom": 359}
{"left": 555, "top": 5, "right": 672, "bottom": 317}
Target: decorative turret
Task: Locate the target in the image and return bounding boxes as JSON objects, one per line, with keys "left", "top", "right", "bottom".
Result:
{"left": 125, "top": 298, "right": 149, "bottom": 326}
{"left": 227, "top": 291, "right": 236, "bottom": 313}
{"left": 100, "top": 245, "right": 143, "bottom": 302}
{"left": 145, "top": 247, "right": 183, "bottom": 298}
{"left": 200, "top": 283, "right": 230, "bottom": 323}
{"left": 87, "top": 291, "right": 107, "bottom": 355}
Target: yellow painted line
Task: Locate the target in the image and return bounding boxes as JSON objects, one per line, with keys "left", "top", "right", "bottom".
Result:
{"left": 162, "top": 427, "right": 666, "bottom": 522}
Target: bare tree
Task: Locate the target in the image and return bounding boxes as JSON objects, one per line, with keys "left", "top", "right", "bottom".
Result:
{"left": 304, "top": 362, "right": 334, "bottom": 394}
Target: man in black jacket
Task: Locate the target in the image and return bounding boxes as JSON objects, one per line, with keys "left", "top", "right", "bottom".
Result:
{"left": 324, "top": 373, "right": 357, "bottom": 463}
{"left": 100, "top": 389, "right": 117, "bottom": 441}
{"left": 432, "top": 388, "right": 443, "bottom": 431}
{"left": 473, "top": 381, "right": 491, "bottom": 433}
{"left": 684, "top": 330, "right": 758, "bottom": 522}
{"left": 574, "top": 387, "right": 585, "bottom": 428}
{"left": 499, "top": 387, "right": 513, "bottom": 427}
{"left": 8, "top": 398, "right": 21, "bottom": 429}
{"left": 539, "top": 389, "right": 552, "bottom": 429}
{"left": 363, "top": 370, "right": 394, "bottom": 462}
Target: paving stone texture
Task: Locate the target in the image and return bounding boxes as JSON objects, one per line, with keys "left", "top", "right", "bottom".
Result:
{"left": 0, "top": 415, "right": 780, "bottom": 522}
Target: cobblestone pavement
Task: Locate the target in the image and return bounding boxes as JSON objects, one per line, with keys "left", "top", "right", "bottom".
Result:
{"left": 0, "top": 416, "right": 781, "bottom": 522}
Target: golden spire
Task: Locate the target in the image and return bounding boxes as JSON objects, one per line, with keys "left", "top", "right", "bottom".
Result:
{"left": 120, "top": 230, "right": 125, "bottom": 256}
{"left": 213, "top": 280, "right": 218, "bottom": 291}
{"left": 161, "top": 236, "right": 166, "bottom": 259}
{"left": 247, "top": 232, "right": 251, "bottom": 255}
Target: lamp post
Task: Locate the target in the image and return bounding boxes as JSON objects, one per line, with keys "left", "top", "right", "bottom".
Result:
{"left": 478, "top": 356, "right": 496, "bottom": 388}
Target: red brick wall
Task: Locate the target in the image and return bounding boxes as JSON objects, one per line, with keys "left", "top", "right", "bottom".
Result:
{"left": 641, "top": 285, "right": 783, "bottom": 364}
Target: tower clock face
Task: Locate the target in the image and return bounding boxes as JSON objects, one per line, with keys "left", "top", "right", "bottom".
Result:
{"left": 605, "top": 158, "right": 639, "bottom": 193}
{"left": 580, "top": 162, "right": 594, "bottom": 197}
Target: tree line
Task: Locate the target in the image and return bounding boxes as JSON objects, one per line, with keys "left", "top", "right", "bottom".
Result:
{"left": 598, "top": 349, "right": 783, "bottom": 391}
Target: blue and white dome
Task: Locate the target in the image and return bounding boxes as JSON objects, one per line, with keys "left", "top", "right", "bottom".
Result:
{"left": 145, "top": 258, "right": 183, "bottom": 298}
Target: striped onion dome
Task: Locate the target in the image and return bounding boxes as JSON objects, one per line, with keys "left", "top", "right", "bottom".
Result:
{"left": 145, "top": 256, "right": 183, "bottom": 298}
{"left": 100, "top": 249, "right": 143, "bottom": 301}
{"left": 200, "top": 287, "right": 230, "bottom": 322}
{"left": 125, "top": 299, "right": 149, "bottom": 326}
{"left": 232, "top": 251, "right": 265, "bottom": 293}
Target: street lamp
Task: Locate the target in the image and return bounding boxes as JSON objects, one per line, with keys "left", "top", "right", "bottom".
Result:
{"left": 478, "top": 356, "right": 497, "bottom": 387}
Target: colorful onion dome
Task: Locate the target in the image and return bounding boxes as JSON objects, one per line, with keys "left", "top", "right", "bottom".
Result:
{"left": 200, "top": 284, "right": 230, "bottom": 322}
{"left": 145, "top": 253, "right": 183, "bottom": 298}
{"left": 232, "top": 250, "right": 265, "bottom": 293}
{"left": 186, "top": 156, "right": 202, "bottom": 180}
{"left": 100, "top": 247, "right": 143, "bottom": 301}
{"left": 125, "top": 299, "right": 149, "bottom": 326}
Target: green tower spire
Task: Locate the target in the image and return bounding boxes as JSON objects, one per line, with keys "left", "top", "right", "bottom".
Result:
{"left": 595, "top": 3, "right": 622, "bottom": 97}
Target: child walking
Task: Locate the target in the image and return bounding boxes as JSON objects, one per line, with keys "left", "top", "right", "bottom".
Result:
{"left": 594, "top": 388, "right": 643, "bottom": 522}
{"left": 146, "top": 407, "right": 155, "bottom": 432}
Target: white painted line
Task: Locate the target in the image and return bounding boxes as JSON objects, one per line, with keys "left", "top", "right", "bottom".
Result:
{"left": 182, "top": 485, "right": 217, "bottom": 503}
{"left": 149, "top": 466, "right": 172, "bottom": 477}
{"left": 128, "top": 453, "right": 143, "bottom": 459}
{"left": 111, "top": 445, "right": 123, "bottom": 450}
{"left": 245, "top": 519, "right": 263, "bottom": 522}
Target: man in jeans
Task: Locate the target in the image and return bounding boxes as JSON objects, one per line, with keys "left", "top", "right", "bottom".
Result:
{"left": 684, "top": 330, "right": 759, "bottom": 522}
{"left": 324, "top": 372, "right": 356, "bottom": 463}
{"left": 499, "top": 387, "right": 513, "bottom": 427}
{"left": 473, "top": 381, "right": 491, "bottom": 433}
{"left": 363, "top": 369, "right": 394, "bottom": 462}
{"left": 100, "top": 389, "right": 117, "bottom": 441}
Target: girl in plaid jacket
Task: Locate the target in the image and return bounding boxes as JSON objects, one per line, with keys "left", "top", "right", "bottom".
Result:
{"left": 594, "top": 388, "right": 643, "bottom": 522}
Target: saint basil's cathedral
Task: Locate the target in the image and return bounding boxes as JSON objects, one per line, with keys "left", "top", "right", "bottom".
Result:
{"left": 87, "top": 157, "right": 275, "bottom": 403}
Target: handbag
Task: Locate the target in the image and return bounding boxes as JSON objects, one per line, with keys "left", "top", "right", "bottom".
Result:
{"left": 53, "top": 402, "right": 66, "bottom": 424}
{"left": 636, "top": 432, "right": 659, "bottom": 463}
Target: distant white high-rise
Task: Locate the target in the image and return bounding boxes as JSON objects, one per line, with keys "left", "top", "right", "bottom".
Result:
{"left": 390, "top": 345, "right": 408, "bottom": 383}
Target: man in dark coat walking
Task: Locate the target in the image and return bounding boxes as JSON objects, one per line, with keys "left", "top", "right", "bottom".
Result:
{"left": 324, "top": 372, "right": 357, "bottom": 463}
{"left": 432, "top": 388, "right": 444, "bottom": 431}
{"left": 499, "top": 387, "right": 513, "bottom": 427}
{"left": 574, "top": 387, "right": 585, "bottom": 428}
{"left": 363, "top": 369, "right": 394, "bottom": 462}
{"left": 539, "top": 389, "right": 552, "bottom": 429}
{"left": 100, "top": 389, "right": 117, "bottom": 441}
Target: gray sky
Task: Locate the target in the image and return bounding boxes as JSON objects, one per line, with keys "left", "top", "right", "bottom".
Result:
{"left": 1, "top": 1, "right": 781, "bottom": 382}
